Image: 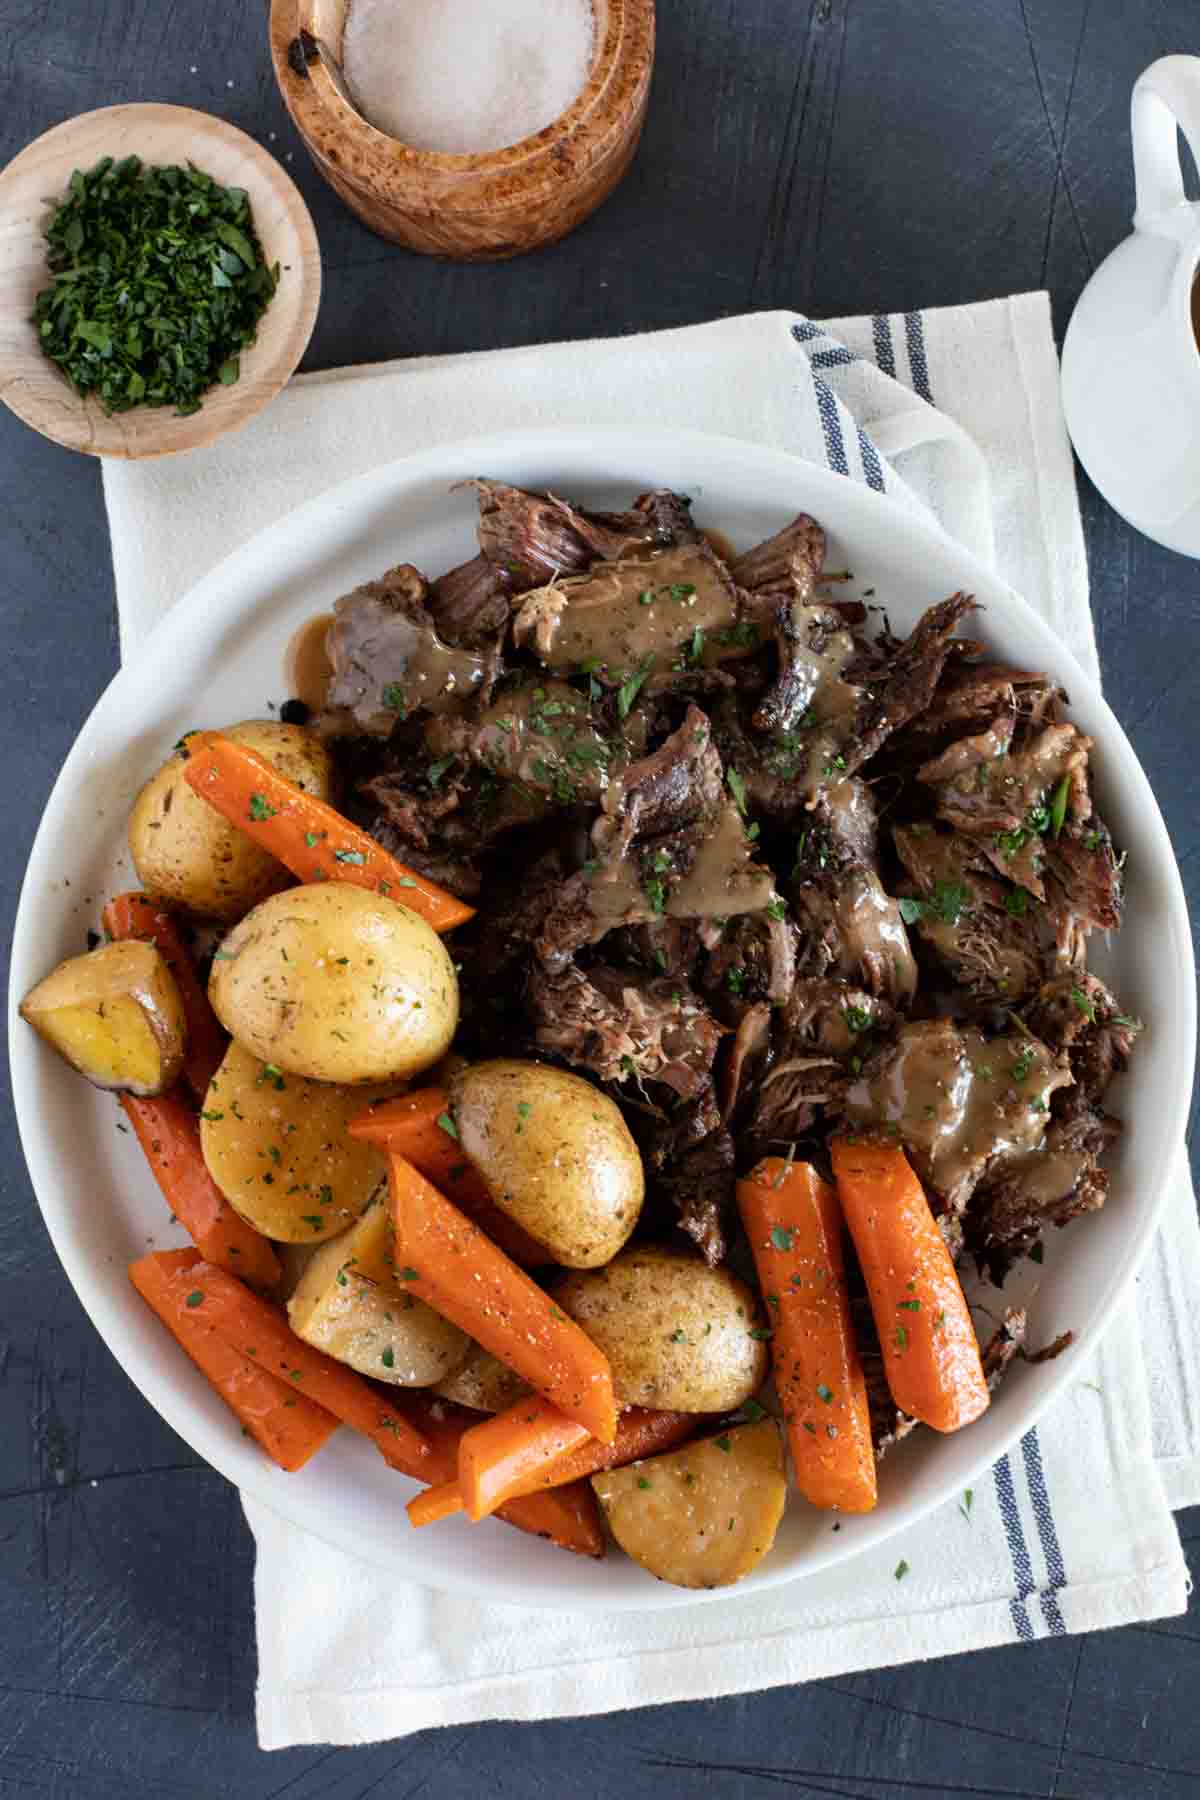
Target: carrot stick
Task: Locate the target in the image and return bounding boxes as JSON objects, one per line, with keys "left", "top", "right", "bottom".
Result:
{"left": 182, "top": 734, "right": 474, "bottom": 933}
{"left": 409, "top": 1405, "right": 695, "bottom": 1527}
{"left": 177, "top": 1259, "right": 430, "bottom": 1467}
{"left": 737, "top": 1157, "right": 877, "bottom": 1513}
{"left": 458, "top": 1398, "right": 593, "bottom": 1520}
{"left": 348, "top": 1089, "right": 548, "bottom": 1266}
{"left": 830, "top": 1136, "right": 989, "bottom": 1434}
{"left": 382, "top": 1394, "right": 605, "bottom": 1557}
{"left": 388, "top": 1154, "right": 617, "bottom": 1443}
{"left": 102, "top": 891, "right": 227, "bottom": 1099}
{"left": 120, "top": 1090, "right": 281, "bottom": 1290}
{"left": 129, "top": 1250, "right": 337, "bottom": 1472}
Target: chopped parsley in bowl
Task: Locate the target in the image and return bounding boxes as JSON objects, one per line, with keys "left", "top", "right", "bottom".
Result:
{"left": 33, "top": 155, "right": 278, "bottom": 417}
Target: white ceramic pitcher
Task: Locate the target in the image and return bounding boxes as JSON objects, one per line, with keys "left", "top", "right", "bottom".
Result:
{"left": 1062, "top": 55, "right": 1200, "bottom": 556}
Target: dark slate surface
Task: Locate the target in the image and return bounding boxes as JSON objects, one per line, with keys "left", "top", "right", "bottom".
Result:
{"left": 2, "top": 2, "right": 1198, "bottom": 1794}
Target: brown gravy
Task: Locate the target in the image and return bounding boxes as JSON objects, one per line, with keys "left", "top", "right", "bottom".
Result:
{"left": 286, "top": 613, "right": 334, "bottom": 715}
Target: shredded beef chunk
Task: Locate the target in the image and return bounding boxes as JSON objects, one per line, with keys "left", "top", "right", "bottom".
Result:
{"left": 427, "top": 553, "right": 512, "bottom": 647}
{"left": 731, "top": 512, "right": 825, "bottom": 599}
{"left": 1021, "top": 971, "right": 1141, "bottom": 1115}
{"left": 981, "top": 1309, "right": 1028, "bottom": 1388}
{"left": 967, "top": 1109, "right": 1119, "bottom": 1280}
{"left": 841, "top": 1017, "right": 1071, "bottom": 1217}
{"left": 527, "top": 960, "right": 722, "bottom": 1099}
{"left": 513, "top": 541, "right": 743, "bottom": 687}
{"left": 893, "top": 824, "right": 1042, "bottom": 1002}
{"left": 321, "top": 565, "right": 489, "bottom": 737}
{"left": 652, "top": 1129, "right": 736, "bottom": 1265}
{"left": 474, "top": 481, "right": 699, "bottom": 593}
{"left": 851, "top": 1296, "right": 919, "bottom": 1458}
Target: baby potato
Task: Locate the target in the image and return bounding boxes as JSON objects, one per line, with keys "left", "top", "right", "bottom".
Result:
{"left": 129, "top": 720, "right": 333, "bottom": 921}
{"left": 592, "top": 1420, "right": 787, "bottom": 1589}
{"left": 288, "top": 1202, "right": 470, "bottom": 1385}
{"left": 200, "top": 1040, "right": 395, "bottom": 1241}
{"left": 20, "top": 939, "right": 186, "bottom": 1095}
{"left": 209, "top": 883, "right": 458, "bottom": 1084}
{"left": 448, "top": 1059, "right": 643, "bottom": 1267}
{"left": 556, "top": 1246, "right": 768, "bottom": 1411}
{"left": 434, "top": 1343, "right": 532, "bottom": 1413}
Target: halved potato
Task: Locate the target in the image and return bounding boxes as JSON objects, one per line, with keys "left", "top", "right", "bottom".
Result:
{"left": 288, "top": 1202, "right": 470, "bottom": 1385}
{"left": 200, "top": 1040, "right": 395, "bottom": 1242}
{"left": 129, "top": 720, "right": 334, "bottom": 922}
{"left": 591, "top": 1420, "right": 787, "bottom": 1588}
{"left": 434, "top": 1343, "right": 532, "bottom": 1413}
{"left": 20, "top": 939, "right": 186, "bottom": 1095}
{"left": 448, "top": 1059, "right": 643, "bottom": 1267}
{"left": 556, "top": 1246, "right": 768, "bottom": 1411}
{"left": 209, "top": 883, "right": 458, "bottom": 1085}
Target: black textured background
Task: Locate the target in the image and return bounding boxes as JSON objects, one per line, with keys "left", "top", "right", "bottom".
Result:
{"left": 2, "top": 2, "right": 1198, "bottom": 1794}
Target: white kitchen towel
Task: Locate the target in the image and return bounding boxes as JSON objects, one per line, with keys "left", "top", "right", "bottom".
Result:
{"left": 102, "top": 296, "right": 1200, "bottom": 1749}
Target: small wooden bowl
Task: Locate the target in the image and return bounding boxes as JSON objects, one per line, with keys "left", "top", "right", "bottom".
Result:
{"left": 269, "top": 0, "right": 655, "bottom": 260}
{"left": 0, "top": 104, "right": 321, "bottom": 459}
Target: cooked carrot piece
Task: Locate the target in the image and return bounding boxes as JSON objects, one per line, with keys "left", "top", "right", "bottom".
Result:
{"left": 737, "top": 1157, "right": 877, "bottom": 1513}
{"left": 181, "top": 734, "right": 473, "bottom": 933}
{"left": 177, "top": 1260, "right": 429, "bottom": 1466}
{"left": 382, "top": 1394, "right": 605, "bottom": 1557}
{"left": 120, "top": 1090, "right": 281, "bottom": 1290}
{"left": 348, "top": 1088, "right": 548, "bottom": 1265}
{"left": 830, "top": 1136, "right": 989, "bottom": 1434}
{"left": 129, "top": 1250, "right": 336, "bottom": 1472}
{"left": 409, "top": 1405, "right": 695, "bottom": 1527}
{"left": 102, "top": 892, "right": 227, "bottom": 1099}
{"left": 388, "top": 1154, "right": 617, "bottom": 1443}
{"left": 458, "top": 1398, "right": 593, "bottom": 1520}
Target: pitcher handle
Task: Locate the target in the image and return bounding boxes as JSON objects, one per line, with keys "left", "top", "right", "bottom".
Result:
{"left": 1132, "top": 54, "right": 1200, "bottom": 236}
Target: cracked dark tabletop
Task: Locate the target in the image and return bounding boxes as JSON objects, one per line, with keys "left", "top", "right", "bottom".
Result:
{"left": 2, "top": 2, "right": 1199, "bottom": 1795}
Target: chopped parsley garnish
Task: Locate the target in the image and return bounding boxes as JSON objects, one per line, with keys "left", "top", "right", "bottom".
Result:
{"left": 32, "top": 155, "right": 278, "bottom": 416}
{"left": 397, "top": 1267, "right": 420, "bottom": 1282}
{"left": 765, "top": 898, "right": 788, "bottom": 921}
{"left": 333, "top": 849, "right": 366, "bottom": 865}
{"left": 1005, "top": 887, "right": 1029, "bottom": 917}
{"left": 960, "top": 1488, "right": 974, "bottom": 1520}
{"left": 1071, "top": 986, "right": 1097, "bottom": 1022}
{"left": 382, "top": 684, "right": 407, "bottom": 715}
{"left": 715, "top": 1435, "right": 732, "bottom": 1453}
{"left": 248, "top": 793, "right": 276, "bottom": 821}
{"left": 637, "top": 1476, "right": 652, "bottom": 1489}
{"left": 644, "top": 877, "right": 668, "bottom": 915}
{"left": 894, "top": 1324, "right": 909, "bottom": 1350}
{"left": 726, "top": 966, "right": 748, "bottom": 995}
{"left": 899, "top": 880, "right": 969, "bottom": 927}
{"left": 616, "top": 654, "right": 655, "bottom": 719}
{"left": 769, "top": 1225, "right": 796, "bottom": 1252}
{"left": 842, "top": 1005, "right": 872, "bottom": 1034}
{"left": 436, "top": 1112, "right": 459, "bottom": 1141}
{"left": 816, "top": 1383, "right": 834, "bottom": 1404}
{"left": 726, "top": 767, "right": 748, "bottom": 814}
{"left": 427, "top": 757, "right": 455, "bottom": 789}
{"left": 1049, "top": 774, "right": 1071, "bottom": 837}
{"left": 300, "top": 1215, "right": 324, "bottom": 1232}
{"left": 184, "top": 1290, "right": 203, "bottom": 1308}
{"left": 1011, "top": 1046, "right": 1037, "bottom": 1082}
{"left": 381, "top": 1347, "right": 395, "bottom": 1369}
{"left": 894, "top": 1559, "right": 910, "bottom": 1581}
{"left": 258, "top": 1063, "right": 285, "bottom": 1091}
{"left": 898, "top": 1298, "right": 921, "bottom": 1312}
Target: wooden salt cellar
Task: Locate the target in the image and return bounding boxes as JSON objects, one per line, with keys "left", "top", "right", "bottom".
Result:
{"left": 269, "top": 0, "right": 655, "bottom": 260}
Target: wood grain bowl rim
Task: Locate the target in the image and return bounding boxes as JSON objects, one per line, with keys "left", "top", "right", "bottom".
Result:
{"left": 0, "top": 103, "right": 322, "bottom": 460}
{"left": 270, "top": 0, "right": 655, "bottom": 214}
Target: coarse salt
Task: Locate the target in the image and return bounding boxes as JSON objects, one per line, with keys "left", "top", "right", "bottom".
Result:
{"left": 342, "top": 0, "right": 595, "bottom": 155}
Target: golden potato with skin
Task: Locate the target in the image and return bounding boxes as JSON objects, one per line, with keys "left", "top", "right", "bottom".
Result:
{"left": 592, "top": 1420, "right": 787, "bottom": 1589}
{"left": 129, "top": 720, "right": 333, "bottom": 921}
{"left": 556, "top": 1246, "right": 769, "bottom": 1411}
{"left": 200, "top": 1040, "right": 396, "bottom": 1242}
{"left": 288, "top": 1203, "right": 470, "bottom": 1385}
{"left": 20, "top": 939, "right": 186, "bottom": 1095}
{"left": 448, "top": 1059, "right": 643, "bottom": 1267}
{"left": 208, "top": 883, "right": 458, "bottom": 1085}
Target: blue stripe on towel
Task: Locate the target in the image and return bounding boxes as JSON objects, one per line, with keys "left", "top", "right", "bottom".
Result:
{"left": 1021, "top": 1431, "right": 1068, "bottom": 1635}
{"left": 904, "top": 310, "right": 933, "bottom": 402}
{"left": 993, "top": 1454, "right": 1036, "bottom": 1640}
{"left": 809, "top": 347, "right": 856, "bottom": 371}
{"left": 872, "top": 313, "right": 896, "bottom": 376}
{"left": 812, "top": 378, "right": 850, "bottom": 475}
{"left": 793, "top": 318, "right": 825, "bottom": 344}
{"left": 858, "top": 427, "right": 885, "bottom": 492}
